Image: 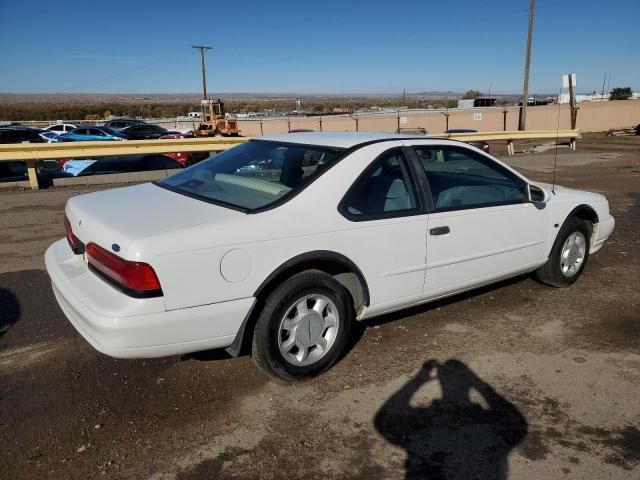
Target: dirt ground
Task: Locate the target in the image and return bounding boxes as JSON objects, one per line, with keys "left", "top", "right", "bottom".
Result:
{"left": 0, "top": 135, "right": 639, "bottom": 479}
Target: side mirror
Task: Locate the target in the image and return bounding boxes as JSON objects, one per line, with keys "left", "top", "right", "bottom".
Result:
{"left": 529, "top": 184, "right": 551, "bottom": 204}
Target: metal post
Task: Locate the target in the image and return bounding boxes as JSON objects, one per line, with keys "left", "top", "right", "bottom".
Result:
{"left": 259, "top": 120, "right": 263, "bottom": 136}
{"left": 26, "top": 159, "right": 39, "bottom": 190}
{"left": 440, "top": 111, "right": 450, "bottom": 132}
{"left": 518, "top": 0, "right": 535, "bottom": 131}
{"left": 503, "top": 109, "right": 508, "bottom": 131}
{"left": 192, "top": 45, "right": 212, "bottom": 100}
{"left": 319, "top": 117, "right": 323, "bottom": 132}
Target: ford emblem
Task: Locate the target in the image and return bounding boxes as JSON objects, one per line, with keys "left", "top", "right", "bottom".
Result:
{"left": 111, "top": 243, "right": 121, "bottom": 252}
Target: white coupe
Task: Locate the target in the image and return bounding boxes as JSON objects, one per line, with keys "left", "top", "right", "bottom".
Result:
{"left": 45, "top": 132, "right": 615, "bottom": 380}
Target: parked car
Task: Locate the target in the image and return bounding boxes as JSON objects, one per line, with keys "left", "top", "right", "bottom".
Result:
{"left": 0, "top": 126, "right": 46, "bottom": 144}
{"left": 0, "top": 160, "right": 71, "bottom": 186}
{"left": 40, "top": 131, "right": 64, "bottom": 143}
{"left": 444, "top": 129, "right": 489, "bottom": 153}
{"left": 61, "top": 126, "right": 128, "bottom": 142}
{"left": 61, "top": 159, "right": 98, "bottom": 176}
{"left": 46, "top": 132, "right": 615, "bottom": 381}
{"left": 159, "top": 133, "right": 210, "bottom": 166}
{"left": 120, "top": 124, "right": 177, "bottom": 140}
{"left": 44, "top": 123, "right": 78, "bottom": 135}
{"left": 69, "top": 154, "right": 184, "bottom": 176}
{"left": 102, "top": 119, "right": 145, "bottom": 130}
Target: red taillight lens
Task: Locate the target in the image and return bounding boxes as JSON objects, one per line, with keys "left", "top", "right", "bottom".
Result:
{"left": 85, "top": 243, "right": 162, "bottom": 297}
{"left": 64, "top": 215, "right": 81, "bottom": 253}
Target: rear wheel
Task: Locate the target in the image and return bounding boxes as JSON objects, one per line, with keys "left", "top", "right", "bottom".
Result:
{"left": 251, "top": 270, "right": 352, "bottom": 381}
{"left": 536, "top": 217, "right": 592, "bottom": 287}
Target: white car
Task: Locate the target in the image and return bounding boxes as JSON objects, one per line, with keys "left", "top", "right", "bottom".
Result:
{"left": 44, "top": 123, "right": 77, "bottom": 135}
{"left": 45, "top": 132, "right": 615, "bottom": 380}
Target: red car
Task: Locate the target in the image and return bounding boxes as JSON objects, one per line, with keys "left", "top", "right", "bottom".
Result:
{"left": 159, "top": 133, "right": 210, "bottom": 166}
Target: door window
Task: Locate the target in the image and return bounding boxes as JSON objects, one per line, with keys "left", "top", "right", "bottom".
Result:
{"left": 413, "top": 146, "right": 526, "bottom": 211}
{"left": 341, "top": 149, "right": 419, "bottom": 220}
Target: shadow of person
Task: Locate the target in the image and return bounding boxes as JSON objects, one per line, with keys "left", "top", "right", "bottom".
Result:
{"left": 375, "top": 360, "right": 527, "bottom": 480}
{"left": 0, "top": 287, "right": 21, "bottom": 337}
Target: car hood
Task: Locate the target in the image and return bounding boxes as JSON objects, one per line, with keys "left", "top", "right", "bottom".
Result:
{"left": 66, "top": 182, "right": 243, "bottom": 257}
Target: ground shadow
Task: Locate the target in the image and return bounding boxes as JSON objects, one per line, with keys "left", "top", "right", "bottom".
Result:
{"left": 0, "top": 287, "right": 21, "bottom": 337}
{"left": 375, "top": 359, "right": 528, "bottom": 480}
{"left": 181, "top": 349, "right": 234, "bottom": 362}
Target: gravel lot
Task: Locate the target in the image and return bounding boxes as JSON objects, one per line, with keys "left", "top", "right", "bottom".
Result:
{"left": 1, "top": 136, "right": 639, "bottom": 479}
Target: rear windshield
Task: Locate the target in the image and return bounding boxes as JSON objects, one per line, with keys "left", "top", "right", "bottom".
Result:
{"left": 158, "top": 140, "right": 342, "bottom": 211}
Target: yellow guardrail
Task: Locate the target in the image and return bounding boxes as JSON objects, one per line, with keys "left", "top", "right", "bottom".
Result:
{"left": 436, "top": 129, "right": 581, "bottom": 155}
{"left": 0, "top": 130, "right": 580, "bottom": 190}
{"left": 0, "top": 137, "right": 248, "bottom": 189}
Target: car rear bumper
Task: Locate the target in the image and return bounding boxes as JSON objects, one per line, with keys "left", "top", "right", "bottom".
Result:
{"left": 591, "top": 215, "right": 615, "bottom": 254}
{"left": 45, "top": 238, "right": 254, "bottom": 358}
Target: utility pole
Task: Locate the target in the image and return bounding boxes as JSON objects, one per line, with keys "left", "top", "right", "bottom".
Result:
{"left": 192, "top": 45, "right": 212, "bottom": 100}
{"left": 518, "top": 0, "right": 535, "bottom": 131}
{"left": 568, "top": 74, "right": 577, "bottom": 129}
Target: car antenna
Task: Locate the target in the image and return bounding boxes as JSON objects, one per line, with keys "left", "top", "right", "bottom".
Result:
{"left": 551, "top": 88, "right": 561, "bottom": 195}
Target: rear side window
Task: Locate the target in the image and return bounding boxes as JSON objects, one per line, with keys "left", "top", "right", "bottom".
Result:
{"left": 159, "top": 141, "right": 341, "bottom": 211}
{"left": 413, "top": 146, "right": 526, "bottom": 211}
{"left": 340, "top": 149, "right": 418, "bottom": 220}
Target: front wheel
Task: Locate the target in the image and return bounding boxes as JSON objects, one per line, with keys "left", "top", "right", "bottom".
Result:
{"left": 536, "top": 217, "right": 592, "bottom": 287}
{"left": 251, "top": 270, "right": 353, "bottom": 381}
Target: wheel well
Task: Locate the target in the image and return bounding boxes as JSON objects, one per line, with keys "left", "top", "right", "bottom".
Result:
{"left": 569, "top": 205, "right": 599, "bottom": 224}
{"left": 225, "top": 252, "right": 370, "bottom": 358}
{"left": 254, "top": 252, "right": 370, "bottom": 311}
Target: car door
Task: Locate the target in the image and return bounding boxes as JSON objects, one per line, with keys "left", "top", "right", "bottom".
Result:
{"left": 407, "top": 143, "right": 549, "bottom": 298}
{"left": 338, "top": 147, "right": 428, "bottom": 316}
{"left": 87, "top": 128, "right": 105, "bottom": 139}
{"left": 70, "top": 128, "right": 86, "bottom": 139}
{"left": 139, "top": 126, "right": 157, "bottom": 139}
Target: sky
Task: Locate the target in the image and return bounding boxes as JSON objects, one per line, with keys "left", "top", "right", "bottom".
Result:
{"left": 0, "top": 0, "right": 638, "bottom": 95}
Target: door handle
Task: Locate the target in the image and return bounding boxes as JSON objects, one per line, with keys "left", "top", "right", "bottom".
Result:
{"left": 429, "top": 226, "right": 450, "bottom": 236}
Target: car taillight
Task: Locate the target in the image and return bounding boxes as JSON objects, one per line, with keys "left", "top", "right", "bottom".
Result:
{"left": 483, "top": 144, "right": 490, "bottom": 153}
{"left": 64, "top": 214, "right": 82, "bottom": 253}
{"left": 85, "top": 243, "right": 163, "bottom": 298}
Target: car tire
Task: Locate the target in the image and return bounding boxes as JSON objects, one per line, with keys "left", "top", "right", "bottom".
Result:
{"left": 251, "top": 270, "right": 353, "bottom": 382}
{"left": 535, "top": 216, "right": 592, "bottom": 287}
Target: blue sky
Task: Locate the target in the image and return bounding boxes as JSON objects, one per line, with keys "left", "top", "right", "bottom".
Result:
{"left": 0, "top": 0, "right": 637, "bottom": 94}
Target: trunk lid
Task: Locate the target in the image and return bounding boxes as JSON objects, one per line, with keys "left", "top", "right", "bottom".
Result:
{"left": 66, "top": 183, "right": 242, "bottom": 257}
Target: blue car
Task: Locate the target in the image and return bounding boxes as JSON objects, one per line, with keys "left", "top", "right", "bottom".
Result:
{"left": 61, "top": 126, "right": 128, "bottom": 142}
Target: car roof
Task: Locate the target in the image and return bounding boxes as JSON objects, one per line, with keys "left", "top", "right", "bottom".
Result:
{"left": 258, "top": 131, "right": 418, "bottom": 149}
{"left": 0, "top": 126, "right": 43, "bottom": 132}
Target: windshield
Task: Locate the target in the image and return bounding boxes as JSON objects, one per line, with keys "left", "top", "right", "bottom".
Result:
{"left": 158, "top": 140, "right": 343, "bottom": 210}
